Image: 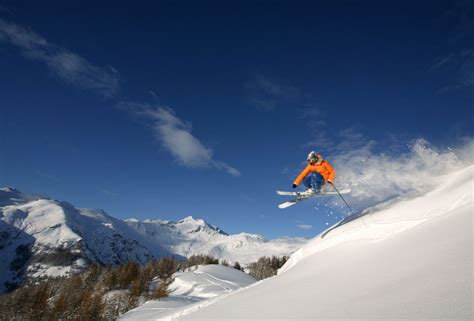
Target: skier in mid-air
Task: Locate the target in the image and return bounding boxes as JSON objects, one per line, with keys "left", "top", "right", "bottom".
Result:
{"left": 292, "top": 151, "right": 335, "bottom": 195}
{"left": 277, "top": 151, "right": 349, "bottom": 209}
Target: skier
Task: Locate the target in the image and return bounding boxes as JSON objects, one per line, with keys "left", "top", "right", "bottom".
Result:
{"left": 292, "top": 151, "right": 335, "bottom": 195}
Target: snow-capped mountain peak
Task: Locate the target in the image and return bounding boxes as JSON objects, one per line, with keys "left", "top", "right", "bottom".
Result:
{"left": 175, "top": 216, "right": 228, "bottom": 235}
{"left": 0, "top": 187, "right": 45, "bottom": 206}
{"left": 0, "top": 189, "right": 170, "bottom": 292}
{"left": 0, "top": 188, "right": 306, "bottom": 293}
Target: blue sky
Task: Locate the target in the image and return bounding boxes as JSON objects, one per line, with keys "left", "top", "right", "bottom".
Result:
{"left": 0, "top": 1, "right": 473, "bottom": 239}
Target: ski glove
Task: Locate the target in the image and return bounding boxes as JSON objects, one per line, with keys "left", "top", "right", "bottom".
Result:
{"left": 292, "top": 184, "right": 297, "bottom": 189}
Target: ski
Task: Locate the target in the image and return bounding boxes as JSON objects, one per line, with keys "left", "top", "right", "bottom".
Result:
{"left": 278, "top": 195, "right": 314, "bottom": 208}
{"left": 276, "top": 189, "right": 351, "bottom": 196}
{"left": 277, "top": 191, "right": 320, "bottom": 208}
{"left": 277, "top": 189, "right": 351, "bottom": 209}
{"left": 276, "top": 191, "right": 299, "bottom": 196}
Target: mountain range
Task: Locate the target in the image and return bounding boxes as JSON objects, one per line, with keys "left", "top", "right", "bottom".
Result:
{"left": 0, "top": 187, "right": 306, "bottom": 293}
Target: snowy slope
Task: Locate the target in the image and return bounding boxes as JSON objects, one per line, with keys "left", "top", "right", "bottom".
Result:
{"left": 120, "top": 265, "right": 256, "bottom": 320}
{"left": 144, "top": 165, "right": 473, "bottom": 320}
{"left": 126, "top": 217, "right": 307, "bottom": 266}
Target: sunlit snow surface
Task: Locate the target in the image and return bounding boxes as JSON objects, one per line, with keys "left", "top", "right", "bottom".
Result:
{"left": 120, "top": 265, "right": 256, "bottom": 320}
{"left": 127, "top": 165, "right": 473, "bottom": 320}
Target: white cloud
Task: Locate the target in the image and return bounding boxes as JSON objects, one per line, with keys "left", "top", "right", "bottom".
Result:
{"left": 145, "top": 107, "right": 213, "bottom": 167}
{"left": 211, "top": 160, "right": 242, "bottom": 177}
{"left": 0, "top": 18, "right": 120, "bottom": 97}
{"left": 296, "top": 224, "right": 313, "bottom": 230}
{"left": 0, "top": 18, "right": 241, "bottom": 177}
{"left": 119, "top": 102, "right": 241, "bottom": 177}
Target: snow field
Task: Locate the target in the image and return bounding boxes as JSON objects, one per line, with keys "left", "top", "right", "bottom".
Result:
{"left": 152, "top": 165, "right": 473, "bottom": 320}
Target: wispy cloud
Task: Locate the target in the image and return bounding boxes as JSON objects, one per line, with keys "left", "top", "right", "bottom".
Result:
{"left": 433, "top": 50, "right": 474, "bottom": 93}
{"left": 0, "top": 18, "right": 120, "bottom": 97}
{"left": 296, "top": 224, "right": 313, "bottom": 230}
{"left": 433, "top": 2, "right": 474, "bottom": 93}
{"left": 295, "top": 220, "right": 313, "bottom": 230}
{"left": 118, "top": 101, "right": 241, "bottom": 177}
{"left": 0, "top": 18, "right": 238, "bottom": 177}
{"left": 245, "top": 74, "right": 300, "bottom": 111}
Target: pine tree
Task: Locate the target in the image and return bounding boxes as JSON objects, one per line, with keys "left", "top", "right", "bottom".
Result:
{"left": 79, "top": 289, "right": 105, "bottom": 321}
{"left": 150, "top": 280, "right": 170, "bottom": 300}
{"left": 104, "top": 267, "right": 119, "bottom": 290}
{"left": 156, "top": 257, "right": 178, "bottom": 280}
{"left": 248, "top": 256, "right": 287, "bottom": 280}
{"left": 233, "top": 261, "right": 242, "bottom": 271}
{"left": 220, "top": 259, "right": 229, "bottom": 266}
{"left": 117, "top": 261, "right": 140, "bottom": 289}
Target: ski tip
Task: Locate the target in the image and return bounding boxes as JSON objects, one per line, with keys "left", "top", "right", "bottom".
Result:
{"left": 277, "top": 190, "right": 298, "bottom": 196}
{"left": 278, "top": 202, "right": 294, "bottom": 209}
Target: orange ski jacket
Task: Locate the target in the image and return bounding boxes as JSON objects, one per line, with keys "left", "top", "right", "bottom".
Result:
{"left": 293, "top": 160, "right": 335, "bottom": 186}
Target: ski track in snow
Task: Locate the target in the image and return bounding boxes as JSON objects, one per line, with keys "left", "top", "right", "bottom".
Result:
{"left": 120, "top": 265, "right": 258, "bottom": 320}
{"left": 146, "top": 280, "right": 266, "bottom": 321}
{"left": 194, "top": 271, "right": 238, "bottom": 288}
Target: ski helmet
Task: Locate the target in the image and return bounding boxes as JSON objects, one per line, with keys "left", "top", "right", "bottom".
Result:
{"left": 307, "top": 151, "right": 320, "bottom": 163}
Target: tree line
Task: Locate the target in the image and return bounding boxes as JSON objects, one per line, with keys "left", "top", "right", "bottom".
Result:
{"left": 247, "top": 255, "right": 289, "bottom": 280}
{"left": 0, "top": 254, "right": 288, "bottom": 320}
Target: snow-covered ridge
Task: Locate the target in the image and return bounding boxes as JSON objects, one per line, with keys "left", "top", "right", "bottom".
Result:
{"left": 125, "top": 215, "right": 305, "bottom": 266}
{"left": 0, "top": 188, "right": 306, "bottom": 293}
{"left": 121, "top": 265, "right": 257, "bottom": 320}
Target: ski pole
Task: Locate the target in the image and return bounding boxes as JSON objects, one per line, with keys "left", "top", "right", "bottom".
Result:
{"left": 328, "top": 182, "right": 354, "bottom": 215}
